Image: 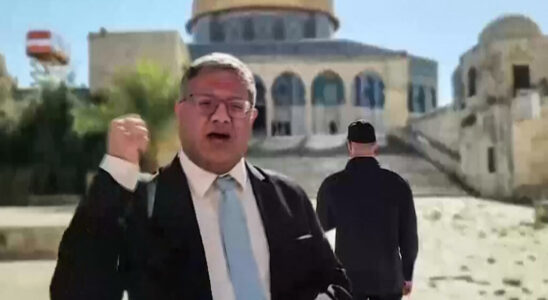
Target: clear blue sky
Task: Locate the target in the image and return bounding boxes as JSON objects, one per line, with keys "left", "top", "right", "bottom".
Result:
{"left": 1, "top": 0, "right": 547, "bottom": 105}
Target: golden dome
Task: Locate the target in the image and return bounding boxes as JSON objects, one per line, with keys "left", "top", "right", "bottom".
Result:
{"left": 188, "top": 0, "right": 338, "bottom": 30}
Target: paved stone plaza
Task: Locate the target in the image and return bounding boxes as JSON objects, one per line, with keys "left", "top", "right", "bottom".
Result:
{"left": 1, "top": 196, "right": 547, "bottom": 300}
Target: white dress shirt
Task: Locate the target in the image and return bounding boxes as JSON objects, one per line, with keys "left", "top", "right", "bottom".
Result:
{"left": 100, "top": 151, "right": 271, "bottom": 300}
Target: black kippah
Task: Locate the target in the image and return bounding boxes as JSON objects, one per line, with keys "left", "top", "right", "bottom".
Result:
{"left": 347, "top": 120, "right": 376, "bottom": 143}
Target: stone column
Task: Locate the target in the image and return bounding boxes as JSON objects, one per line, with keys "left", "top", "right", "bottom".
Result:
{"left": 263, "top": 76, "right": 274, "bottom": 137}
{"left": 304, "top": 77, "right": 313, "bottom": 136}
{"left": 343, "top": 77, "right": 355, "bottom": 127}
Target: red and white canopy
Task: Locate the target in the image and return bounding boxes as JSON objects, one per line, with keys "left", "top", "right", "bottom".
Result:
{"left": 26, "top": 30, "right": 69, "bottom": 65}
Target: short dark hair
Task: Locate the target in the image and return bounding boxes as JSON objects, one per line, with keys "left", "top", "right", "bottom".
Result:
{"left": 179, "top": 53, "right": 256, "bottom": 106}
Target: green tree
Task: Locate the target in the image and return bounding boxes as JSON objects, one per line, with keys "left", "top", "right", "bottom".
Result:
{"left": 73, "top": 61, "right": 180, "bottom": 172}
{"left": 12, "top": 83, "right": 86, "bottom": 194}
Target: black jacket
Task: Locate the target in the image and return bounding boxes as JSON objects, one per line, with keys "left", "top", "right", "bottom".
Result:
{"left": 51, "top": 156, "right": 351, "bottom": 300}
{"left": 316, "top": 157, "right": 418, "bottom": 295}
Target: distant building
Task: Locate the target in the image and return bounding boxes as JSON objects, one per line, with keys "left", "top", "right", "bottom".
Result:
{"left": 186, "top": 0, "right": 438, "bottom": 137}
{"left": 454, "top": 15, "right": 548, "bottom": 109}
{"left": 88, "top": 1, "right": 439, "bottom": 137}
{"left": 409, "top": 15, "right": 548, "bottom": 200}
{"left": 88, "top": 30, "right": 189, "bottom": 93}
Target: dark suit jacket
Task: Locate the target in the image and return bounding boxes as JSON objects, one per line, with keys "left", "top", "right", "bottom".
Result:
{"left": 316, "top": 157, "right": 418, "bottom": 295}
{"left": 51, "top": 156, "right": 351, "bottom": 300}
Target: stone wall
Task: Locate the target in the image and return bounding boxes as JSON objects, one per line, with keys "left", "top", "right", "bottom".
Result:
{"left": 88, "top": 30, "right": 189, "bottom": 93}
{"left": 396, "top": 107, "right": 467, "bottom": 195}
{"left": 408, "top": 100, "right": 548, "bottom": 200}
{"left": 459, "top": 105, "right": 514, "bottom": 198}
{"left": 410, "top": 107, "right": 464, "bottom": 153}
{"left": 512, "top": 106, "right": 548, "bottom": 190}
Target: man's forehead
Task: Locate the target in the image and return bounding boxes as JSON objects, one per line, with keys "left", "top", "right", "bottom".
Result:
{"left": 190, "top": 69, "right": 247, "bottom": 86}
{"left": 193, "top": 66, "right": 242, "bottom": 78}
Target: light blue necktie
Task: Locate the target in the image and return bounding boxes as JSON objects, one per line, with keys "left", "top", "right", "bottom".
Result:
{"left": 216, "top": 176, "right": 266, "bottom": 300}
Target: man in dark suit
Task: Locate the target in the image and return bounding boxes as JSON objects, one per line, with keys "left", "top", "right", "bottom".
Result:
{"left": 316, "top": 121, "right": 418, "bottom": 300}
{"left": 50, "top": 53, "right": 351, "bottom": 300}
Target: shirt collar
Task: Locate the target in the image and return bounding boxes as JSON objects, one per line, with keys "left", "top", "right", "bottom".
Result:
{"left": 345, "top": 156, "right": 380, "bottom": 171}
{"left": 178, "top": 149, "right": 247, "bottom": 198}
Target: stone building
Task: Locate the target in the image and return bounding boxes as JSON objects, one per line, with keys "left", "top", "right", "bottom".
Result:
{"left": 454, "top": 14, "right": 548, "bottom": 109}
{"left": 87, "top": 1, "right": 437, "bottom": 138}
{"left": 408, "top": 15, "right": 548, "bottom": 200}
{"left": 88, "top": 30, "right": 189, "bottom": 93}
{"left": 186, "top": 0, "right": 438, "bottom": 137}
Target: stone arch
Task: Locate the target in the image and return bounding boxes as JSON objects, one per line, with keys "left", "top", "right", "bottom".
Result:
{"left": 408, "top": 84, "right": 427, "bottom": 114}
{"left": 271, "top": 72, "right": 306, "bottom": 135}
{"left": 311, "top": 70, "right": 345, "bottom": 134}
{"left": 353, "top": 71, "right": 385, "bottom": 109}
{"left": 352, "top": 70, "right": 386, "bottom": 133}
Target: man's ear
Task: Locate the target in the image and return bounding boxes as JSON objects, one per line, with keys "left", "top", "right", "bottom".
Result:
{"left": 372, "top": 143, "right": 379, "bottom": 155}
{"left": 347, "top": 141, "right": 352, "bottom": 155}
{"left": 249, "top": 107, "right": 258, "bottom": 125}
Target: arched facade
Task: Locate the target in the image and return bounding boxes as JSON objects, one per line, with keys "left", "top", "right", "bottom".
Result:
{"left": 311, "top": 70, "right": 345, "bottom": 134}
{"left": 243, "top": 56, "right": 435, "bottom": 137}
{"left": 271, "top": 72, "right": 306, "bottom": 135}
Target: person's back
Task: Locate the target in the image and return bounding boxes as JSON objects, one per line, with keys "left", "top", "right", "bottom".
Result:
{"left": 316, "top": 121, "right": 418, "bottom": 300}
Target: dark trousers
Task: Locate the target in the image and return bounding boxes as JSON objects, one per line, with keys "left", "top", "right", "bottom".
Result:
{"left": 354, "top": 293, "right": 402, "bottom": 300}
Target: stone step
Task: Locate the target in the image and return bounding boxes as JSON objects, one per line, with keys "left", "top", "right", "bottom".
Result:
{"left": 0, "top": 206, "right": 75, "bottom": 260}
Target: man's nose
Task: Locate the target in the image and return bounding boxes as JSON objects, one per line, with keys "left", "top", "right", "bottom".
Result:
{"left": 210, "top": 102, "right": 231, "bottom": 123}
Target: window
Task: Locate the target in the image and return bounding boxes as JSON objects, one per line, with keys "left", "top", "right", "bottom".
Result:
{"left": 243, "top": 17, "right": 254, "bottom": 41}
{"left": 488, "top": 147, "right": 496, "bottom": 173}
{"left": 354, "top": 74, "right": 385, "bottom": 108}
{"left": 468, "top": 67, "right": 477, "bottom": 97}
{"left": 513, "top": 65, "right": 530, "bottom": 96}
{"left": 273, "top": 18, "right": 285, "bottom": 40}
{"left": 210, "top": 15, "right": 225, "bottom": 42}
{"left": 304, "top": 14, "right": 316, "bottom": 38}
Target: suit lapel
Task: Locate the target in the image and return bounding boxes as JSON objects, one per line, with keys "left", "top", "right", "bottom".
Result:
{"left": 247, "top": 163, "right": 294, "bottom": 299}
{"left": 151, "top": 155, "right": 213, "bottom": 300}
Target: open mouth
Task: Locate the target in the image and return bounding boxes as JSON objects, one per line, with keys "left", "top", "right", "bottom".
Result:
{"left": 207, "top": 132, "right": 231, "bottom": 141}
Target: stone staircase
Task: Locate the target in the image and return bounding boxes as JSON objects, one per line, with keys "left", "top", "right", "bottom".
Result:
{"left": 249, "top": 152, "right": 467, "bottom": 198}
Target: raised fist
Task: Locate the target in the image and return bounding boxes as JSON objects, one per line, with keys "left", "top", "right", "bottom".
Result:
{"left": 107, "top": 114, "right": 150, "bottom": 165}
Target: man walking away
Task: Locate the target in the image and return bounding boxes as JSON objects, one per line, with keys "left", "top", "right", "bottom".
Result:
{"left": 316, "top": 120, "right": 418, "bottom": 300}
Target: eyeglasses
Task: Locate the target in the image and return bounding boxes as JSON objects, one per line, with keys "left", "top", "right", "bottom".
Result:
{"left": 182, "top": 94, "right": 253, "bottom": 119}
